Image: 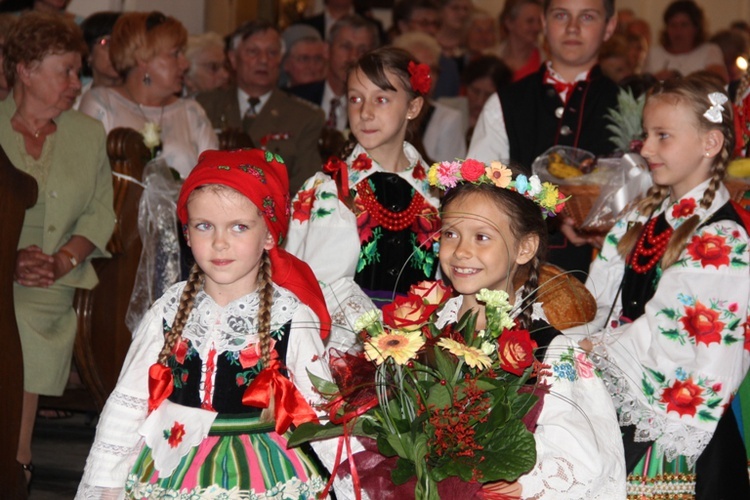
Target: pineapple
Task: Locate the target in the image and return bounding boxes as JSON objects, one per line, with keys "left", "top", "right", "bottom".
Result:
{"left": 605, "top": 88, "right": 646, "bottom": 153}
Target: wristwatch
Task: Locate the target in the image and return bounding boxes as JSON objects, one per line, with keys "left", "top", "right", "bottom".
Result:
{"left": 58, "top": 248, "right": 79, "bottom": 268}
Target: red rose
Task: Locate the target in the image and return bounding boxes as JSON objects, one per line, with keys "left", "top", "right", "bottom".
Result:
{"left": 408, "top": 61, "right": 431, "bottom": 95}
{"left": 497, "top": 329, "right": 538, "bottom": 376}
{"left": 412, "top": 162, "right": 426, "bottom": 180}
{"left": 236, "top": 375, "right": 245, "bottom": 386}
{"left": 672, "top": 198, "right": 697, "bottom": 218}
{"left": 167, "top": 421, "right": 186, "bottom": 448}
{"left": 555, "top": 190, "right": 567, "bottom": 214}
{"left": 686, "top": 233, "right": 731, "bottom": 268}
{"left": 172, "top": 338, "right": 188, "bottom": 364}
{"left": 382, "top": 294, "right": 438, "bottom": 331}
{"left": 660, "top": 378, "right": 704, "bottom": 417}
{"left": 352, "top": 153, "right": 372, "bottom": 171}
{"left": 239, "top": 340, "right": 277, "bottom": 368}
{"left": 409, "top": 280, "right": 452, "bottom": 306}
{"left": 460, "top": 159, "right": 486, "bottom": 182}
{"left": 292, "top": 187, "right": 316, "bottom": 223}
{"left": 355, "top": 196, "right": 376, "bottom": 243}
{"left": 680, "top": 301, "right": 725, "bottom": 346}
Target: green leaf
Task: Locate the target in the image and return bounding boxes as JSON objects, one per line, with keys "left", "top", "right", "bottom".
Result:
{"left": 427, "top": 382, "right": 452, "bottom": 408}
{"left": 307, "top": 370, "right": 339, "bottom": 396}
{"left": 319, "top": 191, "right": 336, "bottom": 200}
{"left": 659, "top": 328, "right": 681, "bottom": 342}
{"left": 391, "top": 457, "right": 416, "bottom": 485}
{"left": 735, "top": 243, "right": 747, "bottom": 254}
{"left": 313, "top": 208, "right": 334, "bottom": 219}
{"left": 732, "top": 257, "right": 748, "bottom": 267}
{"left": 728, "top": 318, "right": 741, "bottom": 331}
{"left": 432, "top": 345, "right": 457, "bottom": 382}
{"left": 376, "top": 433, "right": 397, "bottom": 457}
{"left": 658, "top": 308, "right": 678, "bottom": 320}
{"left": 724, "top": 334, "right": 739, "bottom": 345}
{"left": 642, "top": 375, "right": 655, "bottom": 398}
{"left": 287, "top": 419, "right": 367, "bottom": 447}
{"left": 645, "top": 367, "right": 666, "bottom": 384}
{"left": 386, "top": 432, "right": 413, "bottom": 459}
{"left": 476, "top": 419, "right": 537, "bottom": 482}
{"left": 697, "top": 409, "right": 718, "bottom": 422}
{"left": 706, "top": 397, "right": 723, "bottom": 409}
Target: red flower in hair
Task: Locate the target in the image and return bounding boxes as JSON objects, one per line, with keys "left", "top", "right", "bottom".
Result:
{"left": 408, "top": 61, "right": 431, "bottom": 95}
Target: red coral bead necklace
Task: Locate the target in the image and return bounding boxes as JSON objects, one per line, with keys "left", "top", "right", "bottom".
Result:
{"left": 628, "top": 216, "right": 674, "bottom": 274}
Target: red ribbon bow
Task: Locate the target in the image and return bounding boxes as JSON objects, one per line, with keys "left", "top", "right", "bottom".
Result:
{"left": 323, "top": 156, "right": 351, "bottom": 204}
{"left": 242, "top": 360, "right": 319, "bottom": 435}
{"left": 147, "top": 363, "right": 174, "bottom": 413}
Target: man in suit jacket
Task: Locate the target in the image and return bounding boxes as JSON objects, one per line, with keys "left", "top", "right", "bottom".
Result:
{"left": 288, "top": 14, "right": 378, "bottom": 133}
{"left": 298, "top": 0, "right": 386, "bottom": 43}
{"left": 197, "top": 20, "right": 324, "bottom": 193}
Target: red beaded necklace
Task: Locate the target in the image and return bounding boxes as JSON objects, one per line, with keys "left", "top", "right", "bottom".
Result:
{"left": 628, "top": 217, "right": 674, "bottom": 274}
{"left": 357, "top": 180, "right": 425, "bottom": 232}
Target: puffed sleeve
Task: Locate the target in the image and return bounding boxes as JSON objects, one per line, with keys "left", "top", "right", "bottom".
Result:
{"left": 518, "top": 336, "right": 626, "bottom": 499}
{"left": 75, "top": 295, "right": 171, "bottom": 499}
{"left": 467, "top": 93, "right": 509, "bottom": 164}
{"left": 587, "top": 214, "right": 750, "bottom": 463}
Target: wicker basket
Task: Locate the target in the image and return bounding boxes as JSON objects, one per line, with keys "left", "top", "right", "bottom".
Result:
{"left": 559, "top": 183, "right": 602, "bottom": 228}
{"left": 725, "top": 178, "right": 750, "bottom": 203}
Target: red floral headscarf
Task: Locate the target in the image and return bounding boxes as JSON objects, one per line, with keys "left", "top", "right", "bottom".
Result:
{"left": 177, "top": 148, "right": 330, "bottom": 339}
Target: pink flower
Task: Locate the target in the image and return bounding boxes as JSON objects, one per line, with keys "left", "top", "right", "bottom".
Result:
{"left": 436, "top": 161, "right": 461, "bottom": 188}
{"left": 576, "top": 353, "right": 595, "bottom": 379}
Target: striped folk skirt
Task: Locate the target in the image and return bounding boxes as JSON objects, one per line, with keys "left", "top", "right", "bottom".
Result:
{"left": 125, "top": 415, "right": 327, "bottom": 499}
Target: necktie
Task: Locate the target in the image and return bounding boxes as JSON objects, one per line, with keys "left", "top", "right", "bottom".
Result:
{"left": 243, "top": 97, "right": 261, "bottom": 132}
{"left": 326, "top": 97, "right": 339, "bottom": 129}
{"left": 246, "top": 97, "right": 261, "bottom": 118}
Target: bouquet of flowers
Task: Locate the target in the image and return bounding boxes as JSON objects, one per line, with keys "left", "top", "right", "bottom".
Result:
{"left": 290, "top": 281, "right": 545, "bottom": 499}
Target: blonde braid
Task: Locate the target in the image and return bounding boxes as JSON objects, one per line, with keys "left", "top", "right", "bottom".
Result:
{"left": 157, "top": 264, "right": 204, "bottom": 365}
{"left": 256, "top": 252, "right": 276, "bottom": 423}
{"left": 518, "top": 257, "right": 540, "bottom": 331}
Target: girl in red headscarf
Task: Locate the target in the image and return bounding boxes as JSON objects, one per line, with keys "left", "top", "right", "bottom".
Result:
{"left": 76, "top": 149, "right": 348, "bottom": 499}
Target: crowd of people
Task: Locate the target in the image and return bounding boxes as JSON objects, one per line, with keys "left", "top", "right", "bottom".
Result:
{"left": 6, "top": 0, "right": 750, "bottom": 499}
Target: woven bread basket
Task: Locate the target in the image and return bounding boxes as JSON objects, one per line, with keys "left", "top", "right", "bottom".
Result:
{"left": 725, "top": 178, "right": 750, "bottom": 203}
{"left": 559, "top": 183, "right": 602, "bottom": 229}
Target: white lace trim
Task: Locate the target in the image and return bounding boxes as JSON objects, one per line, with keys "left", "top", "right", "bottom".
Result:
{"left": 627, "top": 475, "right": 695, "bottom": 497}
{"left": 108, "top": 390, "right": 148, "bottom": 412}
{"left": 124, "top": 473, "right": 326, "bottom": 499}
{"left": 160, "top": 283, "right": 300, "bottom": 358}
{"left": 589, "top": 347, "right": 711, "bottom": 465}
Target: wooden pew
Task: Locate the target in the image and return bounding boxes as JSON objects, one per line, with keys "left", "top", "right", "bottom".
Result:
{"left": 1, "top": 144, "right": 37, "bottom": 497}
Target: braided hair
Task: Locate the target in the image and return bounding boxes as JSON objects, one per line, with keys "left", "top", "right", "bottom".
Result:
{"left": 617, "top": 74, "right": 734, "bottom": 268}
{"left": 440, "top": 175, "right": 548, "bottom": 330}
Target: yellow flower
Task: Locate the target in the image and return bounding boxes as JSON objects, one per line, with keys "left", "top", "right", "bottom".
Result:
{"left": 437, "top": 338, "right": 493, "bottom": 370}
{"left": 541, "top": 182, "right": 560, "bottom": 209}
{"left": 365, "top": 330, "right": 425, "bottom": 365}
{"left": 485, "top": 161, "right": 512, "bottom": 188}
{"left": 427, "top": 163, "right": 440, "bottom": 186}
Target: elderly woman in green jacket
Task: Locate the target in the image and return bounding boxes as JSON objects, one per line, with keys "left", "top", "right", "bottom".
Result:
{"left": 5, "top": 12, "right": 115, "bottom": 486}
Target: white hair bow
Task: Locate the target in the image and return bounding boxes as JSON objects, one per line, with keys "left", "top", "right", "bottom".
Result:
{"left": 703, "top": 92, "right": 728, "bottom": 123}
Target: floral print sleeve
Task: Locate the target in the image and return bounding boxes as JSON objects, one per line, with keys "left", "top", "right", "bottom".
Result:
{"left": 586, "top": 183, "right": 750, "bottom": 464}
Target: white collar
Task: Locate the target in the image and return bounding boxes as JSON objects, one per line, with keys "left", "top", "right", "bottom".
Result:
{"left": 237, "top": 87, "right": 273, "bottom": 117}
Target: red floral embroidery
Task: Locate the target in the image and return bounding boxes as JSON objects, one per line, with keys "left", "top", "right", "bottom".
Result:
{"left": 412, "top": 162, "right": 426, "bottom": 180}
{"left": 660, "top": 378, "right": 704, "bottom": 417}
{"left": 680, "top": 301, "right": 725, "bottom": 346}
{"left": 408, "top": 61, "right": 432, "bottom": 95}
{"left": 239, "top": 340, "right": 277, "bottom": 369}
{"left": 355, "top": 196, "right": 376, "bottom": 243}
{"left": 412, "top": 203, "right": 440, "bottom": 246}
{"left": 352, "top": 153, "right": 372, "bottom": 172}
{"left": 292, "top": 187, "right": 316, "bottom": 223}
{"left": 167, "top": 421, "right": 186, "bottom": 448}
{"left": 686, "top": 233, "right": 731, "bottom": 268}
{"left": 460, "top": 159, "right": 485, "bottom": 182}
{"left": 172, "top": 338, "right": 188, "bottom": 364}
{"left": 671, "top": 198, "right": 696, "bottom": 218}
{"left": 744, "top": 318, "right": 750, "bottom": 352}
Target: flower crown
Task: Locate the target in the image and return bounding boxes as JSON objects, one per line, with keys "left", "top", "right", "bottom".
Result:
{"left": 408, "top": 61, "right": 431, "bottom": 95}
{"left": 427, "top": 159, "right": 567, "bottom": 218}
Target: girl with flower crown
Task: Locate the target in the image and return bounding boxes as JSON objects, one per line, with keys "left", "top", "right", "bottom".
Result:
{"left": 286, "top": 47, "right": 441, "bottom": 351}
{"left": 579, "top": 75, "right": 750, "bottom": 498}
{"left": 430, "top": 160, "right": 626, "bottom": 498}
{"left": 76, "top": 149, "right": 355, "bottom": 499}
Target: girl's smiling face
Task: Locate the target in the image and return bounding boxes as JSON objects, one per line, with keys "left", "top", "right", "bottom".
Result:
{"left": 439, "top": 192, "right": 536, "bottom": 301}
{"left": 347, "top": 67, "right": 422, "bottom": 163}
